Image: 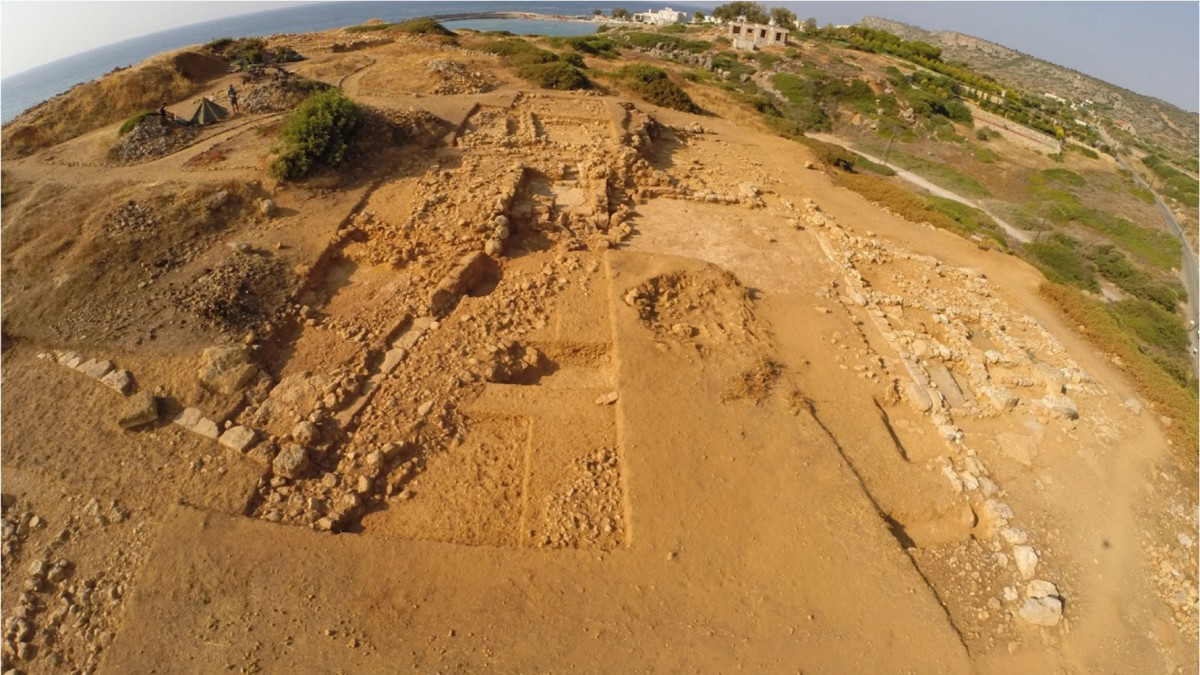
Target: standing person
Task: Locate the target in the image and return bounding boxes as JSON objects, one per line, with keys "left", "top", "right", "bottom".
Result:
{"left": 227, "top": 84, "right": 240, "bottom": 114}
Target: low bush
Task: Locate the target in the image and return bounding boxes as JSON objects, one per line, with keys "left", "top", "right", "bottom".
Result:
{"left": 1025, "top": 233, "right": 1098, "bottom": 290}
{"left": 558, "top": 35, "right": 617, "bottom": 57}
{"left": 612, "top": 65, "right": 698, "bottom": 113}
{"left": 1065, "top": 142, "right": 1099, "bottom": 159}
{"left": 118, "top": 110, "right": 156, "bottom": 136}
{"left": 1041, "top": 167, "right": 1086, "bottom": 187}
{"left": 974, "top": 145, "right": 999, "bottom": 163}
{"left": 483, "top": 38, "right": 591, "bottom": 90}
{"left": 558, "top": 51, "right": 585, "bottom": 68}
{"left": 344, "top": 22, "right": 392, "bottom": 33}
{"left": 1109, "top": 298, "right": 1190, "bottom": 357}
{"left": 393, "top": 18, "right": 456, "bottom": 36}
{"left": 518, "top": 61, "right": 591, "bottom": 90}
{"left": 270, "top": 89, "right": 361, "bottom": 180}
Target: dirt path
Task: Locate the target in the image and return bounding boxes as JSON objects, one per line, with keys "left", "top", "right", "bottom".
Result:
{"left": 808, "top": 132, "right": 1033, "bottom": 243}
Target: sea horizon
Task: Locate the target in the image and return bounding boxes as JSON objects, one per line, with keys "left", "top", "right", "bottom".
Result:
{"left": 0, "top": 1, "right": 704, "bottom": 125}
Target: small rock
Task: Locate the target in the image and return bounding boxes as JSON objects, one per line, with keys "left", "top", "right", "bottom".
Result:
{"left": 1025, "top": 579, "right": 1060, "bottom": 599}
{"left": 57, "top": 351, "right": 81, "bottom": 367}
{"left": 78, "top": 359, "right": 115, "bottom": 379}
{"left": 595, "top": 391, "right": 619, "bottom": 405}
{"left": 1002, "top": 586, "right": 1019, "bottom": 602}
{"left": 173, "top": 407, "right": 203, "bottom": 429}
{"left": 192, "top": 418, "right": 220, "bottom": 439}
{"left": 417, "top": 401, "right": 434, "bottom": 416}
{"left": 46, "top": 563, "right": 69, "bottom": 584}
{"left": 1018, "top": 596, "right": 1063, "bottom": 626}
{"left": 293, "top": 421, "right": 319, "bottom": 447}
{"left": 100, "top": 369, "right": 134, "bottom": 395}
{"left": 1041, "top": 394, "right": 1079, "bottom": 420}
{"left": 117, "top": 392, "right": 158, "bottom": 429}
{"left": 1000, "top": 528, "right": 1028, "bottom": 545}
{"left": 218, "top": 426, "right": 257, "bottom": 452}
{"left": 207, "top": 190, "right": 230, "bottom": 211}
{"left": 273, "top": 444, "right": 309, "bottom": 479}
{"left": 1013, "top": 545, "right": 1039, "bottom": 579}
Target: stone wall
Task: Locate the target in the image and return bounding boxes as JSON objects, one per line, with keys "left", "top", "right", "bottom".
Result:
{"left": 969, "top": 104, "right": 1061, "bottom": 154}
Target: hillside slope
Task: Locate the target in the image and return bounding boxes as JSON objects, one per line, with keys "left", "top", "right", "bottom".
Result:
{"left": 861, "top": 16, "right": 1199, "bottom": 159}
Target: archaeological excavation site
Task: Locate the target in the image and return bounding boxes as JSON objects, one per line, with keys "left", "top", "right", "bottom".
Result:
{"left": 1, "top": 16, "right": 1196, "bottom": 675}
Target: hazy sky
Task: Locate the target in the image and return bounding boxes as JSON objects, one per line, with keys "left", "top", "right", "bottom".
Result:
{"left": 0, "top": 1, "right": 303, "bottom": 77}
{"left": 1, "top": 1, "right": 1197, "bottom": 111}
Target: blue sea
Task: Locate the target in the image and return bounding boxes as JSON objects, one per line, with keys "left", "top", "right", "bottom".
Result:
{"left": 0, "top": 1, "right": 703, "bottom": 124}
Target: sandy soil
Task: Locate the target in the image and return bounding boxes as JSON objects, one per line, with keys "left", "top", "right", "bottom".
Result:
{"left": 2, "top": 27, "right": 1196, "bottom": 674}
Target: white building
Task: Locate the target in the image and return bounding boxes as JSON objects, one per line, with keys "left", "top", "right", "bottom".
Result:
{"left": 633, "top": 7, "right": 687, "bottom": 25}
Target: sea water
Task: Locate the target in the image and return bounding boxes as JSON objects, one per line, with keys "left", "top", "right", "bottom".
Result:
{"left": 1, "top": 1, "right": 680, "bottom": 124}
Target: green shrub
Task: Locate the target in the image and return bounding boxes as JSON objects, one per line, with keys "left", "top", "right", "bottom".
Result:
{"left": 270, "top": 89, "right": 361, "bottom": 180}
{"left": 394, "top": 18, "right": 456, "bottom": 35}
{"left": 1108, "top": 298, "right": 1190, "bottom": 356}
{"left": 772, "top": 73, "right": 829, "bottom": 131}
{"left": 517, "top": 61, "right": 591, "bottom": 90}
{"left": 483, "top": 38, "right": 590, "bottom": 89}
{"left": 1073, "top": 208, "right": 1180, "bottom": 270}
{"left": 1025, "top": 233, "right": 1097, "bottom": 290}
{"left": 925, "top": 196, "right": 1006, "bottom": 243}
{"left": 754, "top": 52, "right": 781, "bottom": 69}
{"left": 1065, "top": 142, "right": 1099, "bottom": 159}
{"left": 974, "top": 146, "right": 999, "bottom": 163}
{"left": 205, "top": 37, "right": 234, "bottom": 51}
{"left": 215, "top": 37, "right": 268, "bottom": 66}
{"left": 344, "top": 22, "right": 393, "bottom": 33}
{"left": 119, "top": 110, "right": 156, "bottom": 136}
{"left": 558, "top": 51, "right": 585, "bottom": 68}
{"left": 561, "top": 35, "right": 617, "bottom": 57}
{"left": 612, "top": 65, "right": 699, "bottom": 113}
{"left": 1042, "top": 168, "right": 1086, "bottom": 187}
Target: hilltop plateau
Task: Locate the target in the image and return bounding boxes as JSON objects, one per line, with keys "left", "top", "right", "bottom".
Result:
{"left": 1, "top": 14, "right": 1196, "bottom": 674}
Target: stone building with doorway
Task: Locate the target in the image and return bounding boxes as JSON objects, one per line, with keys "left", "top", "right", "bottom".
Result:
{"left": 728, "top": 21, "right": 788, "bottom": 50}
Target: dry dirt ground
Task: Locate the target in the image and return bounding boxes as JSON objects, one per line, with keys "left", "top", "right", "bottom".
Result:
{"left": 1, "top": 28, "right": 1197, "bottom": 674}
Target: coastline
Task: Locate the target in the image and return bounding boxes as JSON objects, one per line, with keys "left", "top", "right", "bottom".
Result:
{"left": 430, "top": 10, "right": 616, "bottom": 25}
